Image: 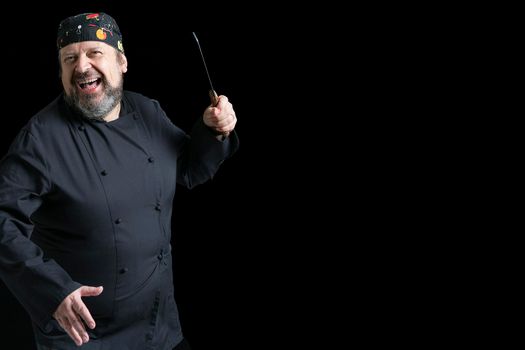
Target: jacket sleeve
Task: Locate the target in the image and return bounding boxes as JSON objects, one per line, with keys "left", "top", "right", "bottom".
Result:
{"left": 153, "top": 100, "right": 239, "bottom": 189}
{"left": 0, "top": 128, "right": 82, "bottom": 331}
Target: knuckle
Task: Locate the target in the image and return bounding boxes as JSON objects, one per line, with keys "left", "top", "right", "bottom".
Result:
{"left": 76, "top": 305, "right": 85, "bottom": 314}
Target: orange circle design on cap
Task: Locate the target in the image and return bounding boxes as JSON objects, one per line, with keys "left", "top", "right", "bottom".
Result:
{"left": 96, "top": 28, "right": 107, "bottom": 40}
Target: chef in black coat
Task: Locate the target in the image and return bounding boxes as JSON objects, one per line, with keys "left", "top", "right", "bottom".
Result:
{"left": 0, "top": 12, "right": 238, "bottom": 350}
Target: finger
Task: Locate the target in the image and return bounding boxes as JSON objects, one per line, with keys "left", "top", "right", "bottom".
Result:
{"left": 61, "top": 317, "right": 84, "bottom": 346}
{"left": 205, "top": 108, "right": 221, "bottom": 122}
{"left": 218, "top": 108, "right": 234, "bottom": 120}
{"left": 216, "top": 121, "right": 236, "bottom": 133}
{"left": 65, "top": 306, "right": 88, "bottom": 341}
{"left": 216, "top": 112, "right": 235, "bottom": 122}
{"left": 211, "top": 112, "right": 234, "bottom": 127}
{"left": 215, "top": 116, "right": 237, "bottom": 132}
{"left": 215, "top": 114, "right": 237, "bottom": 129}
{"left": 72, "top": 298, "right": 97, "bottom": 329}
{"left": 69, "top": 315, "right": 89, "bottom": 344}
{"left": 80, "top": 285, "right": 103, "bottom": 297}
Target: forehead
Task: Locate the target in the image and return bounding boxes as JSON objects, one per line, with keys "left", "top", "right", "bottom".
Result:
{"left": 59, "top": 41, "right": 115, "bottom": 55}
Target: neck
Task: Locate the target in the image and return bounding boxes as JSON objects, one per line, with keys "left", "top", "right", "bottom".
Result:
{"left": 104, "top": 102, "right": 121, "bottom": 122}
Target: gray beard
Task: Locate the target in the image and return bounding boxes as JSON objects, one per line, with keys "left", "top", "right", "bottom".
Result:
{"left": 64, "top": 76, "right": 123, "bottom": 121}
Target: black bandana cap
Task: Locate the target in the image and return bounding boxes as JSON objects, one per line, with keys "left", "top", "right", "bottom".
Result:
{"left": 57, "top": 12, "right": 124, "bottom": 53}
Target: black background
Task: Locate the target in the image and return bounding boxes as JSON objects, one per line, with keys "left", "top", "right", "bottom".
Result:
{"left": 0, "top": 3, "right": 325, "bottom": 350}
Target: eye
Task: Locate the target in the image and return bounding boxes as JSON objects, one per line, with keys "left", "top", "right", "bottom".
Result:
{"left": 87, "top": 50, "right": 103, "bottom": 59}
{"left": 63, "top": 56, "right": 75, "bottom": 63}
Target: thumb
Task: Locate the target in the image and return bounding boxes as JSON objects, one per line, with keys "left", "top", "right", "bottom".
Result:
{"left": 80, "top": 286, "right": 104, "bottom": 297}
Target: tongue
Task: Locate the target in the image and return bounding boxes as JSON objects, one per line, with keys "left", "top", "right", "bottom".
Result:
{"left": 81, "top": 80, "right": 99, "bottom": 92}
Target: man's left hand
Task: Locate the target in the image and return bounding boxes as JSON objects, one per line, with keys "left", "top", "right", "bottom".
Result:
{"left": 203, "top": 95, "right": 237, "bottom": 136}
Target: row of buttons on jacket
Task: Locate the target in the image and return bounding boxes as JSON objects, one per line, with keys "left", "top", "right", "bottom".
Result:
{"left": 99, "top": 156, "right": 154, "bottom": 177}
{"left": 112, "top": 202, "right": 161, "bottom": 226}
{"left": 119, "top": 246, "right": 167, "bottom": 275}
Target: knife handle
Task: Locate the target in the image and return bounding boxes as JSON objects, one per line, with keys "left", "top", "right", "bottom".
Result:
{"left": 209, "top": 89, "right": 219, "bottom": 107}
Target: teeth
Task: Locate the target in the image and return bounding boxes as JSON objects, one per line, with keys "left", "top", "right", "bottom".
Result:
{"left": 78, "top": 78, "right": 99, "bottom": 84}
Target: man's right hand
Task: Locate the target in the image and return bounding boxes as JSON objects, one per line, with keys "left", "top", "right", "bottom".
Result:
{"left": 53, "top": 286, "right": 103, "bottom": 346}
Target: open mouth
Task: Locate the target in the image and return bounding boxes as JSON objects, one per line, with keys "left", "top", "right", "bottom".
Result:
{"left": 77, "top": 78, "right": 102, "bottom": 92}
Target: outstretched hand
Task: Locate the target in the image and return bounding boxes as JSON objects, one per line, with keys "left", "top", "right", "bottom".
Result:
{"left": 203, "top": 95, "right": 237, "bottom": 137}
{"left": 53, "top": 285, "right": 103, "bottom": 346}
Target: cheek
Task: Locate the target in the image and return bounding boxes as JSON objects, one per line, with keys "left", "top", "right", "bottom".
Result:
{"left": 106, "top": 68, "right": 122, "bottom": 84}
{"left": 61, "top": 75, "right": 69, "bottom": 88}
{"left": 60, "top": 69, "right": 72, "bottom": 86}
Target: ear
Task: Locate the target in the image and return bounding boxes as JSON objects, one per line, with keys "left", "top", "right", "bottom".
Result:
{"left": 119, "top": 53, "right": 128, "bottom": 73}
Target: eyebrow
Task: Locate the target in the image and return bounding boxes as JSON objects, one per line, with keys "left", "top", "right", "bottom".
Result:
{"left": 61, "top": 46, "right": 106, "bottom": 56}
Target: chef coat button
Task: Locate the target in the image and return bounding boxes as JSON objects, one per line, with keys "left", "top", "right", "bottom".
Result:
{"left": 119, "top": 267, "right": 128, "bottom": 274}
{"left": 115, "top": 218, "right": 122, "bottom": 224}
{"left": 157, "top": 253, "right": 163, "bottom": 260}
{"left": 155, "top": 204, "right": 161, "bottom": 211}
{"left": 148, "top": 157, "right": 155, "bottom": 163}
{"left": 101, "top": 170, "right": 107, "bottom": 176}
{"left": 78, "top": 125, "right": 85, "bottom": 131}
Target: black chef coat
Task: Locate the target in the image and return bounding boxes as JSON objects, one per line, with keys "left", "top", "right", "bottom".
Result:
{"left": 0, "top": 90, "right": 239, "bottom": 349}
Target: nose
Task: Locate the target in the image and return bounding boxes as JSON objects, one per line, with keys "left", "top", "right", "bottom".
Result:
{"left": 74, "top": 54, "right": 92, "bottom": 74}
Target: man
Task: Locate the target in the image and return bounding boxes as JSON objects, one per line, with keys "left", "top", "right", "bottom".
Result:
{"left": 0, "top": 12, "right": 238, "bottom": 350}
